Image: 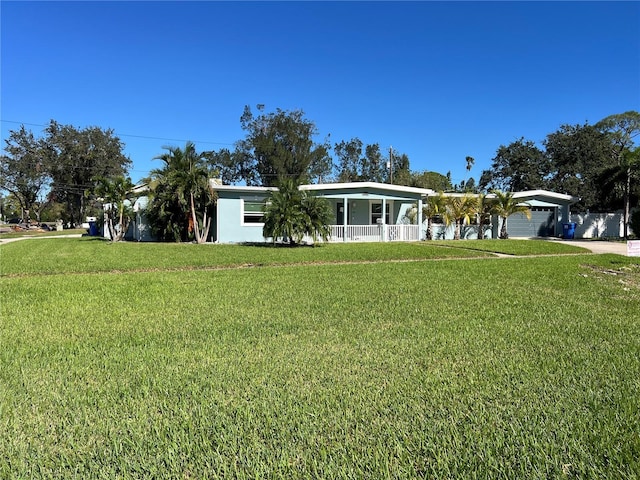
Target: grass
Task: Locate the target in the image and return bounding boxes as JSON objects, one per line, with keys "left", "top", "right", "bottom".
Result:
{"left": 0, "top": 228, "right": 87, "bottom": 239}
{"left": 1, "top": 239, "right": 638, "bottom": 478}
{"left": 0, "top": 237, "right": 588, "bottom": 277}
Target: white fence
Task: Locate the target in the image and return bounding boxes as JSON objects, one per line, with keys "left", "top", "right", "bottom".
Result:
{"left": 570, "top": 213, "right": 628, "bottom": 238}
{"left": 329, "top": 224, "right": 420, "bottom": 242}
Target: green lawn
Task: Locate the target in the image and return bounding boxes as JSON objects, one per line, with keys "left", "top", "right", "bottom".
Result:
{"left": 1, "top": 239, "right": 638, "bottom": 478}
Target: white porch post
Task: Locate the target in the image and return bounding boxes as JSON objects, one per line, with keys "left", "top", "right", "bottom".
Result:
{"left": 418, "top": 198, "right": 424, "bottom": 240}
{"left": 382, "top": 198, "right": 387, "bottom": 242}
{"left": 343, "top": 196, "right": 348, "bottom": 242}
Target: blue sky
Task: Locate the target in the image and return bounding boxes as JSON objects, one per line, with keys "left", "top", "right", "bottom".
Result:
{"left": 2, "top": 1, "right": 639, "bottom": 185}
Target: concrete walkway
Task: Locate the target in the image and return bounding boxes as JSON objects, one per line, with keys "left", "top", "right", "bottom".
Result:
{"left": 0, "top": 234, "right": 83, "bottom": 244}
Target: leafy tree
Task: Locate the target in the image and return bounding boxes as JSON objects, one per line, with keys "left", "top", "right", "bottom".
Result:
{"left": 147, "top": 142, "right": 215, "bottom": 243}
{"left": 262, "top": 179, "right": 332, "bottom": 245}
{"left": 545, "top": 123, "right": 614, "bottom": 211}
{"left": 443, "top": 194, "right": 477, "bottom": 240}
{"left": 334, "top": 138, "right": 364, "bottom": 182}
{"left": 203, "top": 148, "right": 255, "bottom": 186}
{"left": 479, "top": 138, "right": 551, "bottom": 192}
{"left": 94, "top": 176, "right": 136, "bottom": 242}
{"left": 235, "top": 105, "right": 331, "bottom": 186}
{"left": 596, "top": 111, "right": 640, "bottom": 238}
{"left": 334, "top": 137, "right": 390, "bottom": 183}
{"left": 410, "top": 171, "right": 453, "bottom": 191}
{"left": 43, "top": 120, "right": 131, "bottom": 227}
{"left": 390, "top": 151, "right": 411, "bottom": 186}
{"left": 491, "top": 190, "right": 531, "bottom": 239}
{"left": 1, "top": 125, "right": 51, "bottom": 224}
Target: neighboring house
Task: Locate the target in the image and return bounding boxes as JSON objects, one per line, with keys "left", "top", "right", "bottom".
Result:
{"left": 112, "top": 181, "right": 582, "bottom": 243}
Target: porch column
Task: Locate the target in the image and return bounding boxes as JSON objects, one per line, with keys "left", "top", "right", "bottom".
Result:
{"left": 382, "top": 198, "right": 387, "bottom": 242}
{"left": 343, "top": 196, "right": 348, "bottom": 242}
{"left": 417, "top": 198, "right": 424, "bottom": 240}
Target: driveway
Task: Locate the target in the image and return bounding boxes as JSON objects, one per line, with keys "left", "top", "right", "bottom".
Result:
{"left": 549, "top": 239, "right": 632, "bottom": 256}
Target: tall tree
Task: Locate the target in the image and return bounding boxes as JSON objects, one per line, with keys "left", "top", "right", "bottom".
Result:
{"left": 235, "top": 105, "right": 331, "bottom": 186}
{"left": 491, "top": 190, "right": 531, "bottom": 239}
{"left": 391, "top": 151, "right": 411, "bottom": 186}
{"left": 203, "top": 148, "right": 255, "bottom": 186}
{"left": 1, "top": 125, "right": 51, "bottom": 224}
{"left": 479, "top": 138, "right": 551, "bottom": 192}
{"left": 596, "top": 111, "right": 640, "bottom": 238}
{"left": 410, "top": 171, "right": 453, "bottom": 191}
{"left": 334, "top": 138, "right": 364, "bottom": 182}
{"left": 544, "top": 123, "right": 614, "bottom": 211}
{"left": 94, "top": 176, "right": 137, "bottom": 242}
{"left": 43, "top": 120, "right": 131, "bottom": 226}
{"left": 147, "top": 142, "right": 215, "bottom": 243}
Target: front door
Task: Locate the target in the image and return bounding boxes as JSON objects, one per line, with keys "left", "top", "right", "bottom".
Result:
{"left": 337, "top": 202, "right": 344, "bottom": 225}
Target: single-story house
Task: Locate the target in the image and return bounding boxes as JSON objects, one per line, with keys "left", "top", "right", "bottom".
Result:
{"left": 110, "top": 181, "right": 581, "bottom": 242}
{"left": 211, "top": 182, "right": 579, "bottom": 243}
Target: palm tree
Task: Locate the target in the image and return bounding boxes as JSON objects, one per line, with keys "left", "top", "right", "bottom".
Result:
{"left": 423, "top": 192, "right": 447, "bottom": 240}
{"left": 94, "top": 175, "right": 136, "bottom": 242}
{"left": 492, "top": 190, "right": 531, "bottom": 239}
{"left": 300, "top": 192, "right": 332, "bottom": 244}
{"left": 476, "top": 193, "right": 494, "bottom": 240}
{"left": 443, "top": 194, "right": 477, "bottom": 240}
{"left": 263, "top": 179, "right": 332, "bottom": 245}
{"left": 148, "top": 142, "right": 215, "bottom": 243}
{"left": 262, "top": 178, "right": 305, "bottom": 245}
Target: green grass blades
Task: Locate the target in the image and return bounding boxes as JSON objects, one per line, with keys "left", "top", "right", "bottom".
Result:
{"left": 0, "top": 237, "right": 588, "bottom": 277}
{"left": 1, "top": 251, "right": 639, "bottom": 478}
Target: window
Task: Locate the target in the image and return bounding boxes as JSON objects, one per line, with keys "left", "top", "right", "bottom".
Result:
{"left": 371, "top": 202, "right": 391, "bottom": 225}
{"left": 242, "top": 200, "right": 266, "bottom": 224}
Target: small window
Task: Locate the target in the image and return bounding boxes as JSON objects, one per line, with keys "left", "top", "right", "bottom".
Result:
{"left": 371, "top": 203, "right": 391, "bottom": 225}
{"left": 242, "top": 200, "right": 266, "bottom": 224}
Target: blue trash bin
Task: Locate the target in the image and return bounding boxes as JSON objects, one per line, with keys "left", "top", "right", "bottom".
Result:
{"left": 89, "top": 221, "right": 98, "bottom": 236}
{"left": 563, "top": 222, "right": 576, "bottom": 239}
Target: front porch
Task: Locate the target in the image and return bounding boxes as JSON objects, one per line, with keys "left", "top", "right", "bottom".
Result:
{"left": 328, "top": 224, "right": 420, "bottom": 242}
{"left": 301, "top": 183, "right": 430, "bottom": 243}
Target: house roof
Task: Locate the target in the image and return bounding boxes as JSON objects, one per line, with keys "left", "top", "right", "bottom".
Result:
{"left": 208, "top": 181, "right": 579, "bottom": 205}
{"left": 300, "top": 182, "right": 434, "bottom": 196}
{"left": 511, "top": 190, "right": 580, "bottom": 204}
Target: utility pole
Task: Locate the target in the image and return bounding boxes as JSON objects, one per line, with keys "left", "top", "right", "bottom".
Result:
{"left": 389, "top": 146, "right": 393, "bottom": 184}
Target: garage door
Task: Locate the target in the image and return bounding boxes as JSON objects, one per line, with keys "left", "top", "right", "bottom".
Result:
{"left": 507, "top": 207, "right": 556, "bottom": 237}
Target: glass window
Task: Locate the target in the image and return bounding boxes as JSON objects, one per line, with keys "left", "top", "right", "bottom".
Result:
{"left": 371, "top": 203, "right": 390, "bottom": 225}
{"left": 242, "top": 200, "right": 266, "bottom": 224}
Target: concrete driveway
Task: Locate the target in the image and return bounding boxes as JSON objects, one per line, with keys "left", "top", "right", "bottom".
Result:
{"left": 550, "top": 239, "right": 633, "bottom": 256}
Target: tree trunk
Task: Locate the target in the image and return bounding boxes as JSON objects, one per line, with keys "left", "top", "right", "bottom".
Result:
{"left": 500, "top": 217, "right": 508, "bottom": 239}
{"left": 624, "top": 165, "right": 631, "bottom": 239}
{"left": 426, "top": 218, "right": 432, "bottom": 240}
{"left": 454, "top": 220, "right": 461, "bottom": 240}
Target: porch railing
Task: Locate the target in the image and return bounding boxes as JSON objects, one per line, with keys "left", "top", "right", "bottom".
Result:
{"left": 329, "top": 224, "right": 420, "bottom": 242}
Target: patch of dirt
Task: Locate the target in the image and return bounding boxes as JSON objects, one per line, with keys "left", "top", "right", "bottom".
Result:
{"left": 580, "top": 263, "right": 640, "bottom": 295}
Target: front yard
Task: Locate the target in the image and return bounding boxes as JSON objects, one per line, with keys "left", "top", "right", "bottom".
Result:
{"left": 1, "top": 239, "right": 638, "bottom": 478}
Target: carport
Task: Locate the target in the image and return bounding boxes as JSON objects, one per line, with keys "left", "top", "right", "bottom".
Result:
{"left": 494, "top": 190, "right": 579, "bottom": 238}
